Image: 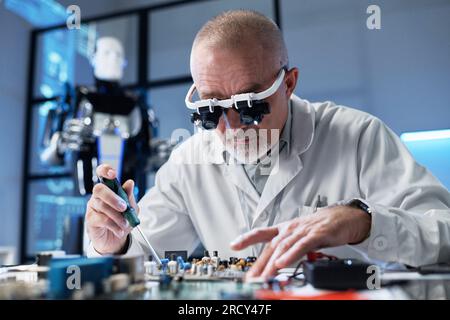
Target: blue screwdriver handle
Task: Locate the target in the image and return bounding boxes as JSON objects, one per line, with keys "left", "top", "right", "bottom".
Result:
{"left": 99, "top": 177, "right": 141, "bottom": 228}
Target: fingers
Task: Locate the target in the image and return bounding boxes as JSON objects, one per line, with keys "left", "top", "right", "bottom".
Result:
{"left": 230, "top": 226, "right": 279, "bottom": 251}
{"left": 245, "top": 220, "right": 316, "bottom": 279}
{"left": 246, "top": 242, "right": 276, "bottom": 279}
{"left": 96, "top": 164, "right": 116, "bottom": 180}
{"left": 122, "top": 179, "right": 138, "bottom": 214}
{"left": 270, "top": 220, "right": 301, "bottom": 247}
{"left": 275, "top": 235, "right": 321, "bottom": 269}
{"left": 87, "top": 209, "right": 128, "bottom": 239}
{"left": 88, "top": 197, "right": 130, "bottom": 232}
{"left": 92, "top": 183, "right": 127, "bottom": 212}
{"left": 260, "top": 229, "right": 307, "bottom": 278}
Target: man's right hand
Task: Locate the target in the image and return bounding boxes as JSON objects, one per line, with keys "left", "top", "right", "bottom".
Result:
{"left": 85, "top": 164, "right": 139, "bottom": 255}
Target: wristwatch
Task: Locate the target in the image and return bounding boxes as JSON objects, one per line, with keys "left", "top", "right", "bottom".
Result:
{"left": 346, "top": 199, "right": 372, "bottom": 216}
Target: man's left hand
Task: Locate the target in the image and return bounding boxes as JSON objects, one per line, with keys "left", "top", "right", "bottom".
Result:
{"left": 230, "top": 205, "right": 371, "bottom": 279}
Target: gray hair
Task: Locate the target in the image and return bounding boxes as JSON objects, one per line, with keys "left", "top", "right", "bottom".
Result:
{"left": 192, "top": 10, "right": 288, "bottom": 68}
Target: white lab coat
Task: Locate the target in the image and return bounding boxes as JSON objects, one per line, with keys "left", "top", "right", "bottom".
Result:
{"left": 88, "top": 95, "right": 450, "bottom": 267}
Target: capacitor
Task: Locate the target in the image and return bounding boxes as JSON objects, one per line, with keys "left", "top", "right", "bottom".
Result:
{"left": 207, "top": 264, "right": 214, "bottom": 276}
{"left": 217, "top": 261, "right": 225, "bottom": 271}
{"left": 168, "top": 254, "right": 178, "bottom": 275}
{"left": 160, "top": 258, "right": 169, "bottom": 273}
{"left": 183, "top": 262, "right": 192, "bottom": 273}
{"left": 211, "top": 251, "right": 220, "bottom": 269}
{"left": 220, "top": 260, "right": 229, "bottom": 268}
{"left": 176, "top": 256, "right": 187, "bottom": 272}
{"left": 201, "top": 250, "right": 211, "bottom": 264}
{"left": 246, "top": 256, "right": 257, "bottom": 263}
{"left": 196, "top": 261, "right": 203, "bottom": 276}
{"left": 190, "top": 259, "right": 197, "bottom": 275}
{"left": 202, "top": 264, "right": 208, "bottom": 275}
{"left": 236, "top": 258, "right": 246, "bottom": 271}
{"left": 144, "top": 256, "right": 158, "bottom": 276}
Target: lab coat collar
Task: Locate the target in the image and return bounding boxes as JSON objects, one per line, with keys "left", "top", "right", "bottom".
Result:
{"left": 288, "top": 94, "right": 316, "bottom": 156}
{"left": 279, "top": 99, "right": 293, "bottom": 155}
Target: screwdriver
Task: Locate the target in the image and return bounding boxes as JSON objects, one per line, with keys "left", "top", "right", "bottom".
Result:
{"left": 98, "top": 177, "right": 162, "bottom": 265}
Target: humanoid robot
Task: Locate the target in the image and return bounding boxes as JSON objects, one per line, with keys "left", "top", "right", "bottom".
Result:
{"left": 40, "top": 37, "right": 172, "bottom": 198}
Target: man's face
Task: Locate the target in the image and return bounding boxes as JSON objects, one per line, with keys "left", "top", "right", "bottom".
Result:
{"left": 191, "top": 43, "right": 298, "bottom": 163}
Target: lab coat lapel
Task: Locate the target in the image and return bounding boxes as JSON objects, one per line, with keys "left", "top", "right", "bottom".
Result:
{"left": 253, "top": 95, "right": 316, "bottom": 224}
{"left": 209, "top": 131, "right": 260, "bottom": 202}
{"left": 207, "top": 131, "right": 260, "bottom": 203}
{"left": 253, "top": 152, "right": 303, "bottom": 224}
{"left": 225, "top": 162, "right": 261, "bottom": 203}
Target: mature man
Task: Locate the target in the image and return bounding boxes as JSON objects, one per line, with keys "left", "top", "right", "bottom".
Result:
{"left": 86, "top": 10, "right": 450, "bottom": 278}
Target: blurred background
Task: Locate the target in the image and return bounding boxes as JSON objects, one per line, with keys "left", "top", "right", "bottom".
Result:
{"left": 0, "top": 0, "right": 449, "bottom": 264}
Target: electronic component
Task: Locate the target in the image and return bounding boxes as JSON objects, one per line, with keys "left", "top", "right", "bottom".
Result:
{"left": 48, "top": 257, "right": 114, "bottom": 299}
{"left": 0, "top": 250, "right": 259, "bottom": 300}
{"left": 164, "top": 250, "right": 188, "bottom": 261}
{"left": 168, "top": 254, "right": 178, "bottom": 275}
{"left": 201, "top": 250, "right": 211, "bottom": 264}
{"left": 47, "top": 254, "right": 146, "bottom": 299}
{"left": 303, "top": 259, "right": 373, "bottom": 290}
{"left": 142, "top": 251, "right": 257, "bottom": 282}
{"left": 211, "top": 251, "right": 220, "bottom": 269}
{"left": 36, "top": 250, "right": 66, "bottom": 266}
{"left": 113, "top": 254, "right": 145, "bottom": 283}
{"left": 144, "top": 256, "right": 158, "bottom": 276}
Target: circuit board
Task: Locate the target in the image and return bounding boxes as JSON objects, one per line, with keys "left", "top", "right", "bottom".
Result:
{"left": 0, "top": 250, "right": 261, "bottom": 300}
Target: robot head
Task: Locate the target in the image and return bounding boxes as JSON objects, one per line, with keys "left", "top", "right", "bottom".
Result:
{"left": 91, "top": 37, "right": 126, "bottom": 81}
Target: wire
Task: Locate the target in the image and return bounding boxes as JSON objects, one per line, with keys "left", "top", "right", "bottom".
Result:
{"left": 289, "top": 260, "right": 304, "bottom": 280}
{"left": 288, "top": 252, "right": 338, "bottom": 280}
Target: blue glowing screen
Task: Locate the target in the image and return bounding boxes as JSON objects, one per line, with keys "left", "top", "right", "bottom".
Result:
{"left": 401, "top": 129, "right": 450, "bottom": 190}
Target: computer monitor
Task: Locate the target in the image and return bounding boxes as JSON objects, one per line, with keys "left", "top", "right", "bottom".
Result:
{"left": 26, "top": 179, "right": 87, "bottom": 260}
{"left": 401, "top": 129, "right": 450, "bottom": 190}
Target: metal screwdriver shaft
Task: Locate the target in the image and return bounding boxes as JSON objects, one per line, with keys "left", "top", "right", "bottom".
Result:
{"left": 99, "top": 176, "right": 162, "bottom": 265}
{"left": 135, "top": 225, "right": 162, "bottom": 265}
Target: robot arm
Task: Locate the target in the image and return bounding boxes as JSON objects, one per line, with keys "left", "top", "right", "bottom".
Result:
{"left": 40, "top": 117, "right": 96, "bottom": 165}
{"left": 39, "top": 91, "right": 70, "bottom": 166}
{"left": 39, "top": 86, "right": 95, "bottom": 167}
{"left": 40, "top": 131, "right": 65, "bottom": 166}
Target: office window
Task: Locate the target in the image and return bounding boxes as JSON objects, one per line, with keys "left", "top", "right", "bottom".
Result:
{"left": 148, "top": 0, "right": 274, "bottom": 80}
{"left": 281, "top": 0, "right": 368, "bottom": 111}
{"left": 148, "top": 83, "right": 194, "bottom": 140}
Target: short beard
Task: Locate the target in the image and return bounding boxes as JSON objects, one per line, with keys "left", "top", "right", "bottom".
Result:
{"left": 221, "top": 128, "right": 280, "bottom": 165}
